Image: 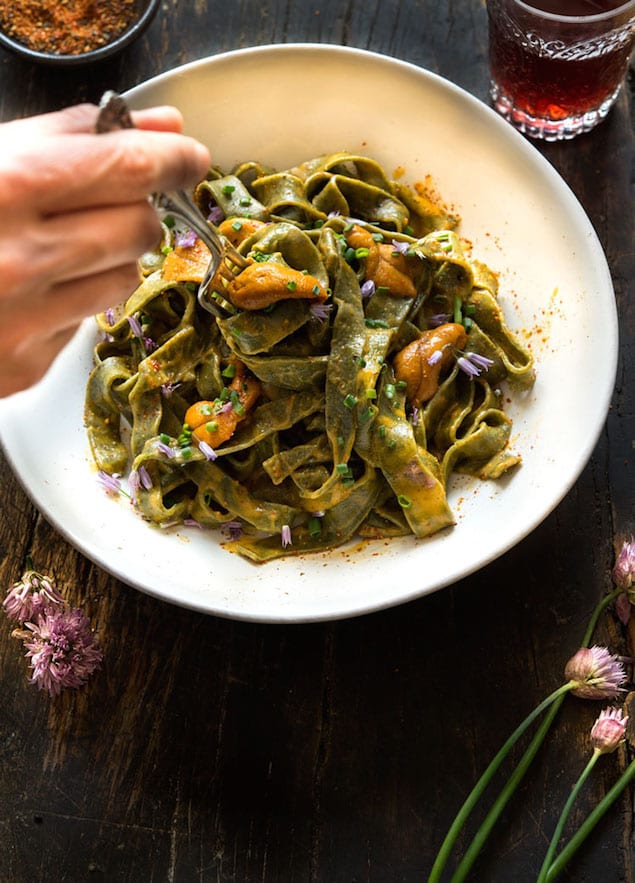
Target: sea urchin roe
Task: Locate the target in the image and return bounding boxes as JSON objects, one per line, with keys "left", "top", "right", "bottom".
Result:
{"left": 0, "top": 0, "right": 138, "bottom": 55}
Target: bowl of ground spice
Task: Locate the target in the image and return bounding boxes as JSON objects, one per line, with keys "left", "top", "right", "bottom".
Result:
{"left": 0, "top": 0, "right": 160, "bottom": 65}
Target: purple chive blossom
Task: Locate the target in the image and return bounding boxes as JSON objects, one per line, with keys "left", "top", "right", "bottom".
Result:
{"left": 457, "top": 351, "right": 494, "bottom": 379}
{"left": 198, "top": 440, "right": 217, "bottom": 461}
{"left": 613, "top": 539, "right": 635, "bottom": 591}
{"left": 360, "top": 279, "right": 376, "bottom": 298}
{"left": 428, "top": 313, "right": 450, "bottom": 328}
{"left": 156, "top": 441, "right": 175, "bottom": 459}
{"left": 143, "top": 336, "right": 157, "bottom": 354}
{"left": 428, "top": 349, "right": 443, "bottom": 366}
{"left": 138, "top": 465, "right": 153, "bottom": 490}
{"left": 183, "top": 518, "right": 203, "bottom": 529}
{"left": 564, "top": 646, "right": 627, "bottom": 699}
{"left": 456, "top": 355, "right": 481, "bottom": 378}
{"left": 104, "top": 307, "right": 116, "bottom": 327}
{"left": 310, "top": 302, "right": 333, "bottom": 322}
{"left": 391, "top": 239, "right": 410, "bottom": 255}
{"left": 127, "top": 315, "right": 143, "bottom": 338}
{"left": 208, "top": 205, "right": 224, "bottom": 224}
{"left": 3, "top": 570, "right": 64, "bottom": 624}
{"left": 281, "top": 524, "right": 292, "bottom": 548}
{"left": 218, "top": 401, "right": 234, "bottom": 415}
{"left": 411, "top": 406, "right": 420, "bottom": 427}
{"left": 590, "top": 707, "right": 629, "bottom": 755}
{"left": 97, "top": 470, "right": 123, "bottom": 496}
{"left": 465, "top": 352, "right": 494, "bottom": 371}
{"left": 327, "top": 210, "right": 341, "bottom": 219}
{"left": 161, "top": 382, "right": 181, "bottom": 398}
{"left": 222, "top": 521, "right": 243, "bottom": 541}
{"left": 18, "top": 608, "right": 103, "bottom": 697}
{"left": 175, "top": 228, "right": 198, "bottom": 249}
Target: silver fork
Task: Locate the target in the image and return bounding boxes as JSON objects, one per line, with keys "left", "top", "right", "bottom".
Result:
{"left": 96, "top": 90, "right": 249, "bottom": 315}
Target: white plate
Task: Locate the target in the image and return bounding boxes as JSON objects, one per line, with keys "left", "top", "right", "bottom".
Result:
{"left": 0, "top": 45, "right": 617, "bottom": 622}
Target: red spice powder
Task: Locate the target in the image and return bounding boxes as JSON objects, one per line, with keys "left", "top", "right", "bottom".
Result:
{"left": 0, "top": 0, "right": 139, "bottom": 55}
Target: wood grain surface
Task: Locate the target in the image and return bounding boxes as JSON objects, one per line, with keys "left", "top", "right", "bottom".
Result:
{"left": 0, "top": 2, "right": 633, "bottom": 881}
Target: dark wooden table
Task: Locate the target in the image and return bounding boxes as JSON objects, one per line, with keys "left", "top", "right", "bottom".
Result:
{"left": 0, "top": 2, "right": 633, "bottom": 881}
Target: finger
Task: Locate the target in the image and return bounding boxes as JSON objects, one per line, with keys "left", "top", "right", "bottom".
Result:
{"left": 21, "top": 201, "right": 162, "bottom": 290}
{"left": 9, "top": 127, "right": 210, "bottom": 214}
{"left": 0, "top": 103, "right": 185, "bottom": 140}
{"left": 0, "top": 325, "right": 77, "bottom": 397}
{"left": 2, "top": 263, "right": 141, "bottom": 354}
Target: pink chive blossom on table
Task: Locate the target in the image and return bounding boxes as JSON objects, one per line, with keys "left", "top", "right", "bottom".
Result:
{"left": 612, "top": 538, "right": 635, "bottom": 624}
{"left": 17, "top": 608, "right": 103, "bottom": 697}
{"left": 3, "top": 570, "right": 64, "bottom": 623}
{"left": 564, "top": 645, "right": 627, "bottom": 699}
{"left": 590, "top": 707, "right": 629, "bottom": 755}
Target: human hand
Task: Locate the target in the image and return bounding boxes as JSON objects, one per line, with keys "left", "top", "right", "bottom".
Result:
{"left": 0, "top": 103, "right": 211, "bottom": 397}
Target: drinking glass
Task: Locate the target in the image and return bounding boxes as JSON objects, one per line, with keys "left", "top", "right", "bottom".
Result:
{"left": 487, "top": 0, "right": 635, "bottom": 140}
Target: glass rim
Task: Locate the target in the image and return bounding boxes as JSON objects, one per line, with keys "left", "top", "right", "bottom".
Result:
{"left": 499, "top": 0, "right": 635, "bottom": 24}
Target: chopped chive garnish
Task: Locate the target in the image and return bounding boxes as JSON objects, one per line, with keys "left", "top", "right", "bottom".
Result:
{"left": 365, "top": 318, "right": 389, "bottom": 329}
{"left": 313, "top": 219, "right": 325, "bottom": 228}
{"left": 337, "top": 435, "right": 345, "bottom": 446}
{"left": 232, "top": 220, "right": 242, "bottom": 231}
{"left": 395, "top": 380, "right": 408, "bottom": 390}
{"left": 308, "top": 517, "right": 322, "bottom": 537}
{"left": 463, "top": 316, "right": 473, "bottom": 331}
{"left": 221, "top": 364, "right": 236, "bottom": 379}
{"left": 404, "top": 225, "right": 415, "bottom": 236}
{"left": 200, "top": 403, "right": 213, "bottom": 416}
{"left": 379, "top": 425, "right": 386, "bottom": 439}
{"left": 234, "top": 402, "right": 246, "bottom": 416}
{"left": 220, "top": 387, "right": 230, "bottom": 401}
{"left": 358, "top": 358, "right": 367, "bottom": 368}
{"left": 160, "top": 433, "right": 171, "bottom": 444}
{"left": 344, "top": 247, "right": 356, "bottom": 263}
{"left": 206, "top": 421, "right": 218, "bottom": 433}
{"left": 465, "top": 304, "right": 476, "bottom": 316}
{"left": 360, "top": 407, "right": 375, "bottom": 423}
{"left": 384, "top": 384, "right": 395, "bottom": 399}
{"left": 239, "top": 196, "right": 252, "bottom": 206}
{"left": 336, "top": 463, "right": 350, "bottom": 475}
{"left": 163, "top": 215, "right": 175, "bottom": 228}
{"left": 453, "top": 295, "right": 463, "bottom": 324}
{"left": 397, "top": 494, "right": 412, "bottom": 508}
{"left": 181, "top": 446, "right": 193, "bottom": 459}
{"left": 286, "top": 280, "right": 297, "bottom": 291}
{"left": 365, "top": 388, "right": 377, "bottom": 399}
{"left": 344, "top": 222, "right": 354, "bottom": 232}
{"left": 221, "top": 184, "right": 235, "bottom": 195}
{"left": 376, "top": 285, "right": 390, "bottom": 294}
{"left": 355, "top": 247, "right": 370, "bottom": 259}
{"left": 343, "top": 393, "right": 357, "bottom": 409}
{"left": 372, "top": 232, "right": 384, "bottom": 242}
{"left": 161, "top": 245, "right": 173, "bottom": 255}
{"left": 312, "top": 285, "right": 321, "bottom": 295}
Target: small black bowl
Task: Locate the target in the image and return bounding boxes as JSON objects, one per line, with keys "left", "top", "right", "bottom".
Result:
{"left": 0, "top": 0, "right": 160, "bottom": 66}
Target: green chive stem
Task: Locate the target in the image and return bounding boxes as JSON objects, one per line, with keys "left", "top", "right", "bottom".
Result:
{"left": 427, "top": 683, "right": 571, "bottom": 883}
{"left": 536, "top": 751, "right": 601, "bottom": 883}
{"left": 545, "top": 757, "right": 635, "bottom": 882}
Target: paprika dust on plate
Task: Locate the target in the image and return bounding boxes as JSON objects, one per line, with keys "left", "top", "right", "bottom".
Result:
{"left": 0, "top": 0, "right": 139, "bottom": 55}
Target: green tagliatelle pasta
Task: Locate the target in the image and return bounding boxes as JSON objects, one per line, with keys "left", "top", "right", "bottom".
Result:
{"left": 85, "top": 152, "right": 535, "bottom": 562}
